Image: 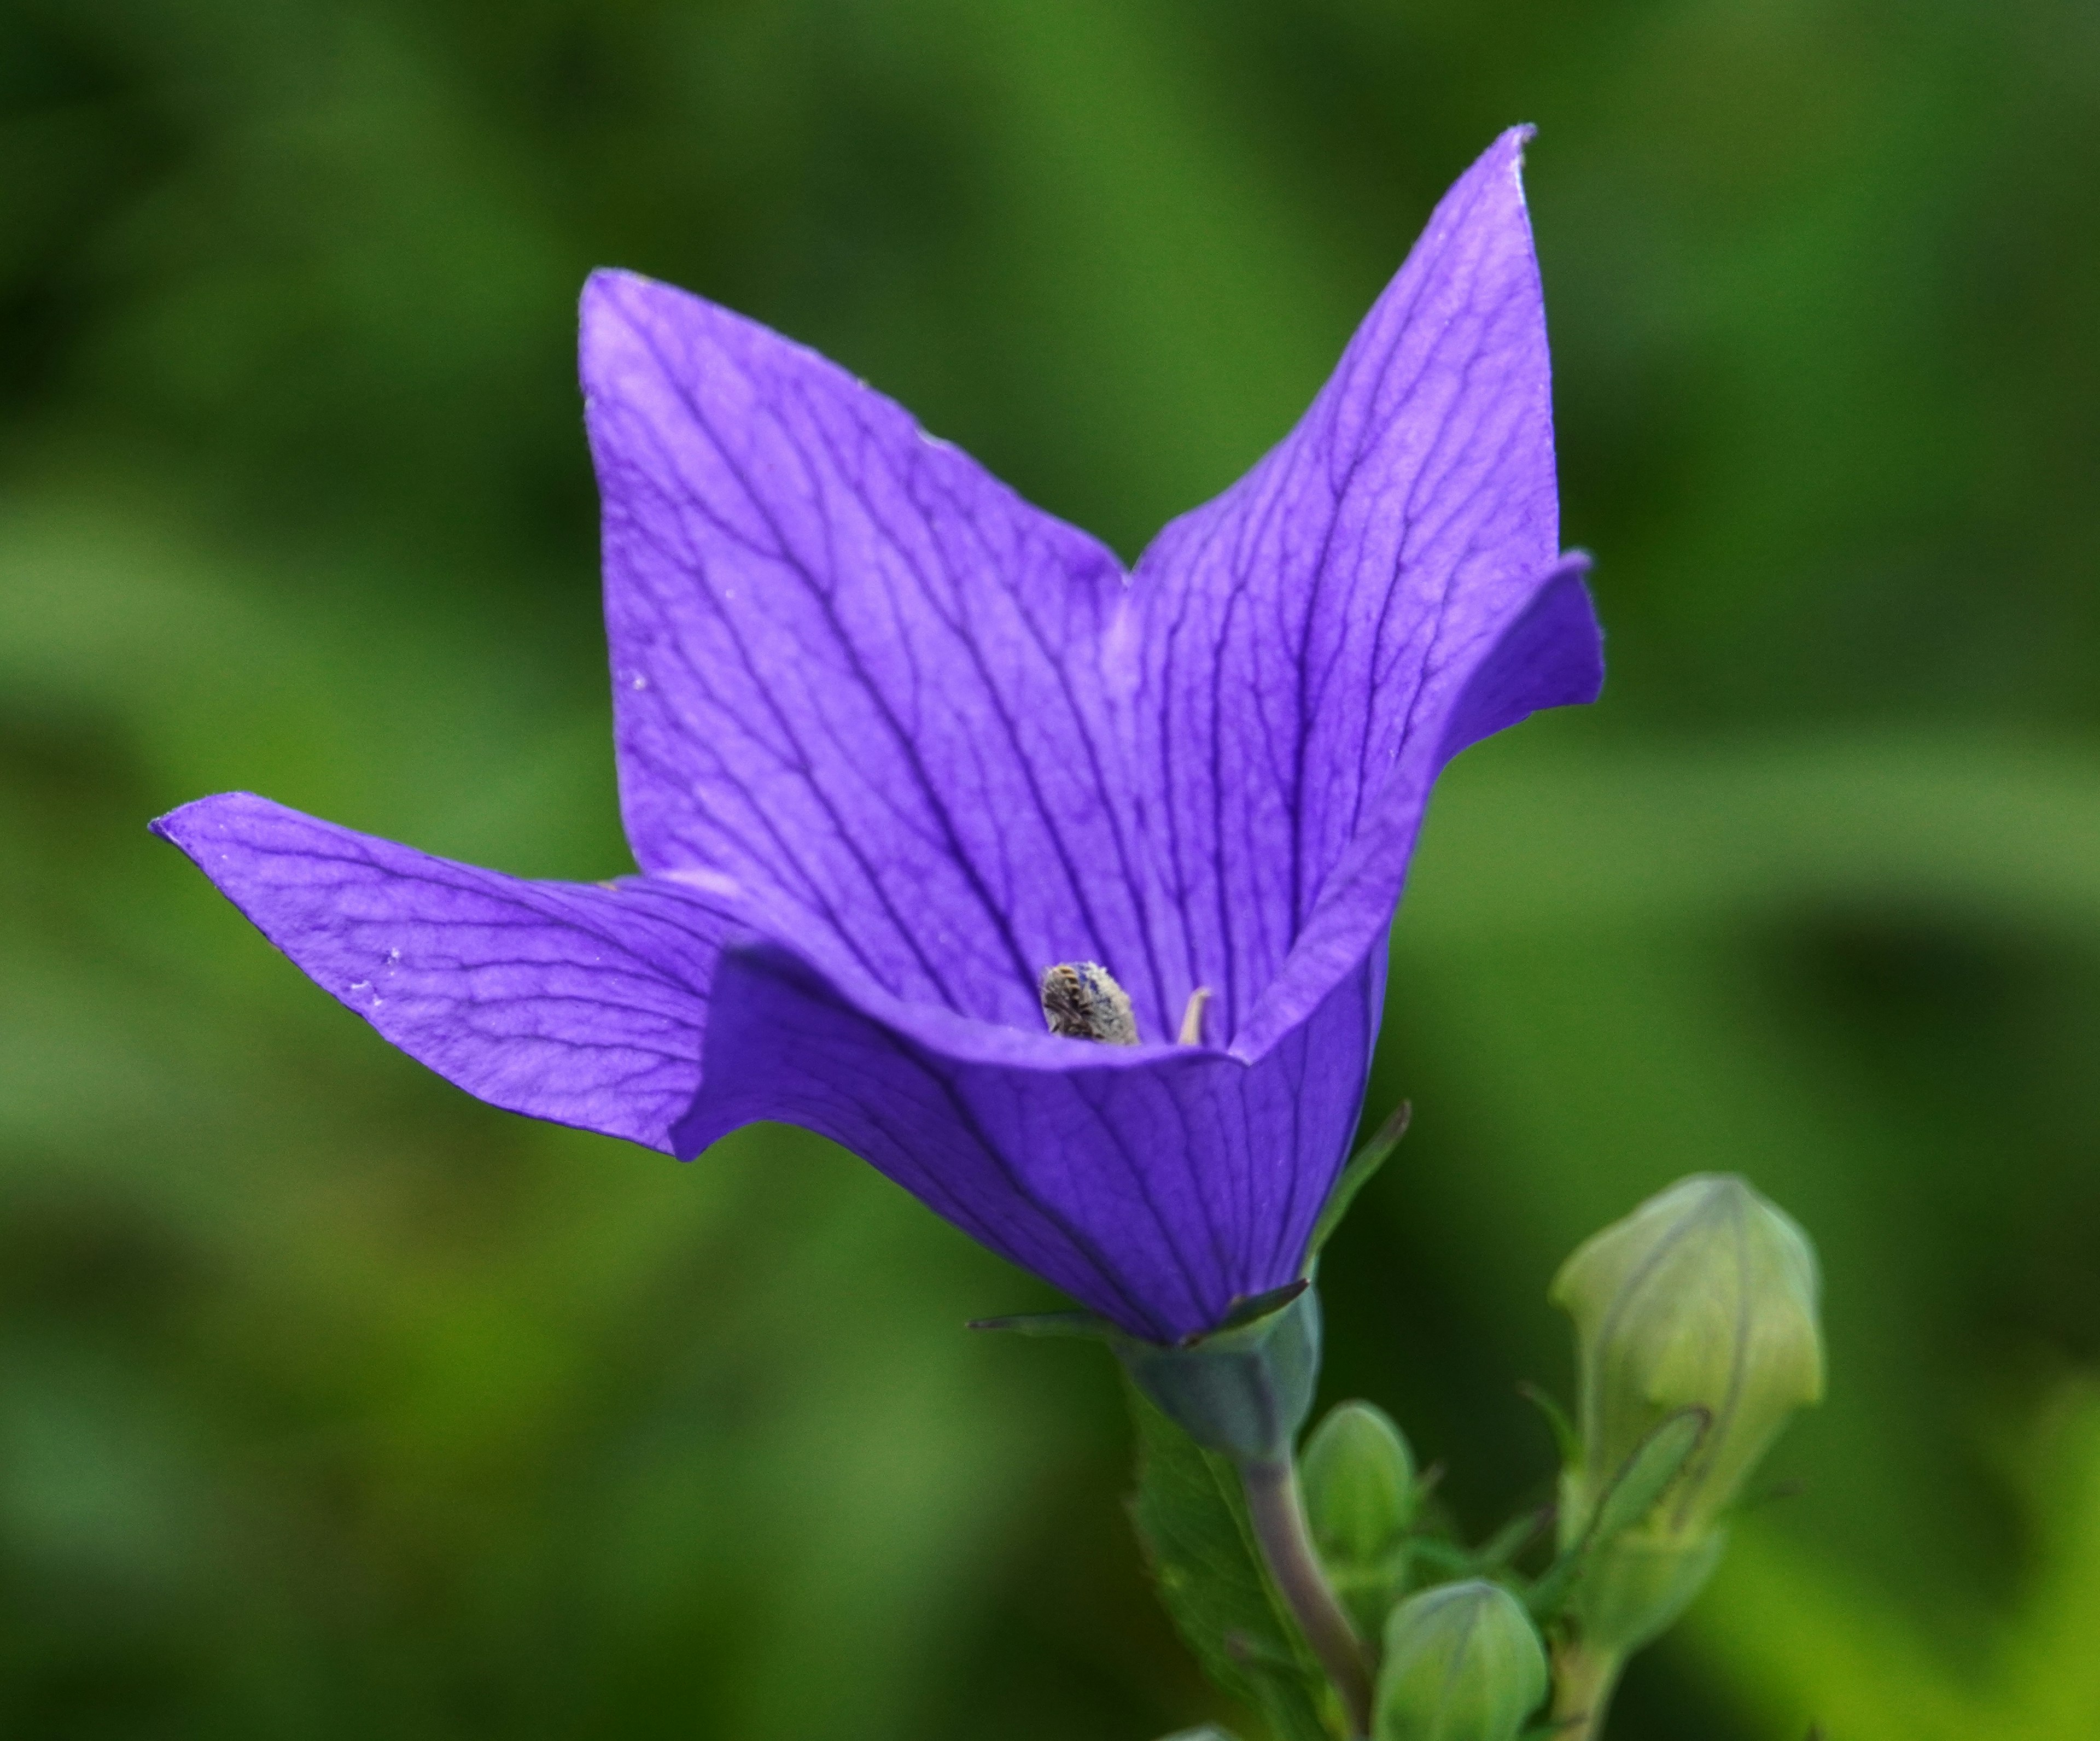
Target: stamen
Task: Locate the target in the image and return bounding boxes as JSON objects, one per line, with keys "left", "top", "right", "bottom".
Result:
{"left": 1040, "top": 962, "right": 1140, "bottom": 1045}
{"left": 1177, "top": 986, "right": 1213, "bottom": 1047}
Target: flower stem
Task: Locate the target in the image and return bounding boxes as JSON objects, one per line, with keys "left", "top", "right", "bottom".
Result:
{"left": 1550, "top": 1639, "right": 1624, "bottom": 1741}
{"left": 1240, "top": 1454, "right": 1375, "bottom": 1739}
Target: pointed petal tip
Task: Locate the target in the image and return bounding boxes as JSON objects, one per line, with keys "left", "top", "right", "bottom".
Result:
{"left": 578, "top": 265, "right": 814, "bottom": 406}
{"left": 579, "top": 267, "right": 650, "bottom": 383}
{"left": 149, "top": 790, "right": 257, "bottom": 851}
{"left": 579, "top": 268, "right": 710, "bottom": 395}
{"left": 580, "top": 265, "right": 669, "bottom": 322}
{"left": 1486, "top": 122, "right": 1539, "bottom": 202}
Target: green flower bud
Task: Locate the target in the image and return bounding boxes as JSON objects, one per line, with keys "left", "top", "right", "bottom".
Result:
{"left": 1303, "top": 1400, "right": 1418, "bottom": 1640}
{"left": 1553, "top": 1174, "right": 1823, "bottom": 1540}
{"left": 1550, "top": 1175, "right": 1823, "bottom": 1650}
{"left": 1374, "top": 1580, "right": 1548, "bottom": 1741}
{"left": 1304, "top": 1400, "right": 1418, "bottom": 1567}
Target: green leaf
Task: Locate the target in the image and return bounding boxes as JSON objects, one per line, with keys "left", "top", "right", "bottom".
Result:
{"left": 1403, "top": 1538, "right": 1478, "bottom": 1581}
{"left": 1308, "top": 1101, "right": 1411, "bottom": 1258}
{"left": 1127, "top": 1386, "right": 1343, "bottom": 1741}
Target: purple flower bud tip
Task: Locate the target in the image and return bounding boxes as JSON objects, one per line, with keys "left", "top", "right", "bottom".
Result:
{"left": 152, "top": 127, "right": 1602, "bottom": 1343}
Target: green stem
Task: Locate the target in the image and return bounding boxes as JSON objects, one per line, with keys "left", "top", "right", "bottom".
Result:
{"left": 1240, "top": 1454, "right": 1375, "bottom": 1739}
{"left": 1550, "top": 1640, "right": 1624, "bottom": 1741}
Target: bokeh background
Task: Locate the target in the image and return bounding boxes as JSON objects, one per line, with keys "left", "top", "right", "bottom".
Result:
{"left": 4, "top": 1, "right": 2098, "bottom": 1736}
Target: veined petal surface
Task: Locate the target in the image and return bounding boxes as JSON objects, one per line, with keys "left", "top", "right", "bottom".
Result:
{"left": 159, "top": 128, "right": 1606, "bottom": 1342}
{"left": 1240, "top": 551, "right": 1601, "bottom": 1056}
{"left": 153, "top": 794, "right": 728, "bottom": 1149}
{"left": 585, "top": 274, "right": 1168, "bottom": 1036}
{"left": 674, "top": 936, "right": 1384, "bottom": 1341}
{"left": 1125, "top": 126, "right": 1589, "bottom": 1041}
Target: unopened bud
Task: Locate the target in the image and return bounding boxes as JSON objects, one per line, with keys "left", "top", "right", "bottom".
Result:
{"left": 1550, "top": 1174, "right": 1823, "bottom": 1648}
{"left": 1553, "top": 1174, "right": 1822, "bottom": 1538}
{"left": 1374, "top": 1580, "right": 1547, "bottom": 1741}
{"left": 1303, "top": 1400, "right": 1417, "bottom": 1639}
{"left": 1304, "top": 1400, "right": 1418, "bottom": 1565}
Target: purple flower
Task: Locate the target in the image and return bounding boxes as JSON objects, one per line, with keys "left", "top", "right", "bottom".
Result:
{"left": 154, "top": 128, "right": 1600, "bottom": 1343}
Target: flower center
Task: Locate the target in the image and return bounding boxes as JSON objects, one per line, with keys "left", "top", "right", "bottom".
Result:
{"left": 1040, "top": 962, "right": 1139, "bottom": 1045}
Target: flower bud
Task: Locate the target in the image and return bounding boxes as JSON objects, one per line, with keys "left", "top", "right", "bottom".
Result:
{"left": 1304, "top": 1400, "right": 1418, "bottom": 1567}
{"left": 1374, "top": 1580, "right": 1547, "bottom": 1741}
{"left": 1303, "top": 1400, "right": 1417, "bottom": 1639}
{"left": 1553, "top": 1174, "right": 1823, "bottom": 1540}
{"left": 1550, "top": 1175, "right": 1822, "bottom": 1649}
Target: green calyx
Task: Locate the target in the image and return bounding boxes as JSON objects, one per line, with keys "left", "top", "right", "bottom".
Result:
{"left": 973, "top": 1281, "right": 1322, "bottom": 1465}
{"left": 1114, "top": 1281, "right": 1324, "bottom": 1465}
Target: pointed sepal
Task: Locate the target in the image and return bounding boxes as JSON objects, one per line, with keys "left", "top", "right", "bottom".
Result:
{"left": 1114, "top": 1281, "right": 1322, "bottom": 1464}
{"left": 965, "top": 1309, "right": 1117, "bottom": 1339}
{"left": 1309, "top": 1102, "right": 1411, "bottom": 1258}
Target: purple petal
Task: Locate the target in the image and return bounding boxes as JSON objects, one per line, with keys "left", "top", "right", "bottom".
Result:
{"left": 152, "top": 130, "right": 1605, "bottom": 1346}
{"left": 1124, "top": 127, "right": 1590, "bottom": 1042}
{"left": 1238, "top": 552, "right": 1601, "bottom": 1058}
{"left": 151, "top": 794, "right": 729, "bottom": 1150}
{"left": 674, "top": 937, "right": 1384, "bottom": 1341}
{"left": 582, "top": 274, "right": 1174, "bottom": 1037}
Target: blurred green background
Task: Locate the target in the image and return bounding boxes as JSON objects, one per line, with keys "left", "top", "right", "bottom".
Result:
{"left": 4, "top": 1, "right": 2098, "bottom": 1736}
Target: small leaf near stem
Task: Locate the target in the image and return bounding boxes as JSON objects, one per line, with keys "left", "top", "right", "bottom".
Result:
{"left": 1526, "top": 1407, "right": 1707, "bottom": 1625}
{"left": 1126, "top": 1389, "right": 1338, "bottom": 1741}
{"left": 1240, "top": 1456, "right": 1376, "bottom": 1739}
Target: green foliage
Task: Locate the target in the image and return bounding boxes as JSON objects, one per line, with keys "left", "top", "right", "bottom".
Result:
{"left": 1128, "top": 1389, "right": 1341, "bottom": 1741}
{"left": 1684, "top": 1380, "right": 2100, "bottom": 1740}
{"left": 1583, "top": 1409, "right": 1708, "bottom": 1549}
